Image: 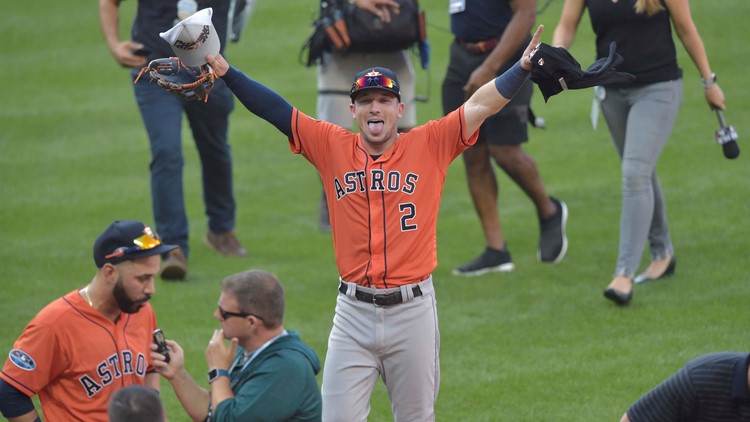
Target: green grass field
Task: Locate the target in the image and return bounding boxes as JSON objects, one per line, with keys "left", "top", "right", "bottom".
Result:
{"left": 2, "top": 1, "right": 748, "bottom": 420}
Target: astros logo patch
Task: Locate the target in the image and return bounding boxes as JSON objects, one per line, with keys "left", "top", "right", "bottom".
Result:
{"left": 9, "top": 349, "right": 36, "bottom": 371}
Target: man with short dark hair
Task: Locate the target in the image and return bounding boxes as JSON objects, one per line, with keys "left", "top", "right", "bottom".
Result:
{"left": 0, "top": 220, "right": 176, "bottom": 422}
{"left": 152, "top": 269, "right": 322, "bottom": 421}
{"left": 109, "top": 385, "right": 165, "bottom": 422}
{"left": 622, "top": 352, "right": 750, "bottom": 421}
{"left": 203, "top": 23, "right": 544, "bottom": 421}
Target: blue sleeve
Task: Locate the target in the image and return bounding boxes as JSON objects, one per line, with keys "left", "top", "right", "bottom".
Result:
{"left": 0, "top": 377, "right": 35, "bottom": 418}
{"left": 494, "top": 61, "right": 530, "bottom": 99}
{"left": 221, "top": 67, "right": 294, "bottom": 137}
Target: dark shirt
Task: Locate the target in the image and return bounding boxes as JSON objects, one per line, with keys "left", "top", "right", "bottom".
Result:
{"left": 450, "top": 0, "right": 513, "bottom": 42}
{"left": 628, "top": 352, "right": 750, "bottom": 422}
{"left": 131, "top": 0, "right": 229, "bottom": 62}
{"left": 585, "top": 0, "right": 682, "bottom": 86}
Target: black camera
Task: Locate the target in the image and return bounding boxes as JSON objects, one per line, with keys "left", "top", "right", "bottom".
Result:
{"left": 153, "top": 329, "right": 170, "bottom": 364}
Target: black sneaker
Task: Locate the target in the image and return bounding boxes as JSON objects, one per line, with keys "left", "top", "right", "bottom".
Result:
{"left": 452, "top": 247, "right": 514, "bottom": 276}
{"left": 538, "top": 197, "right": 568, "bottom": 264}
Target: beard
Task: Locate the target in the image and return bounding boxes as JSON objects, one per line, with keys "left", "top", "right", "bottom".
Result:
{"left": 113, "top": 276, "right": 150, "bottom": 314}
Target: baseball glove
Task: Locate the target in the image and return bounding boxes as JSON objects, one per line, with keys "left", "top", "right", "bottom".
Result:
{"left": 135, "top": 57, "right": 216, "bottom": 102}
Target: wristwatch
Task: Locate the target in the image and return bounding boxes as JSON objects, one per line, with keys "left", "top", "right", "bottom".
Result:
{"left": 702, "top": 72, "right": 717, "bottom": 89}
{"left": 207, "top": 368, "right": 230, "bottom": 383}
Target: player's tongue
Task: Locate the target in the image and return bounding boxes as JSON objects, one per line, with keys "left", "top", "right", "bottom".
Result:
{"left": 368, "top": 119, "right": 385, "bottom": 135}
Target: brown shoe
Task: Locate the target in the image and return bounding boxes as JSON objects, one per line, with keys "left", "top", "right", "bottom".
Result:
{"left": 160, "top": 248, "right": 187, "bottom": 280}
{"left": 204, "top": 230, "right": 248, "bottom": 257}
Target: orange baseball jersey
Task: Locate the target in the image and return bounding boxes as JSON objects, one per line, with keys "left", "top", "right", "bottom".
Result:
{"left": 0, "top": 289, "right": 157, "bottom": 421}
{"left": 289, "top": 106, "right": 478, "bottom": 288}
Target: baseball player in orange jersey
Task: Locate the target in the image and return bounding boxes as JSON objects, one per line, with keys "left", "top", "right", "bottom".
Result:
{"left": 0, "top": 220, "right": 176, "bottom": 422}
{"left": 206, "top": 24, "right": 544, "bottom": 421}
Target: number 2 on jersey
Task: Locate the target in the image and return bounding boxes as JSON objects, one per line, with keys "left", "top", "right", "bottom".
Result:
{"left": 399, "top": 203, "right": 417, "bottom": 231}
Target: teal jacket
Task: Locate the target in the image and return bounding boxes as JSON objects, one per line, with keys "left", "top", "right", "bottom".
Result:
{"left": 212, "top": 331, "right": 322, "bottom": 422}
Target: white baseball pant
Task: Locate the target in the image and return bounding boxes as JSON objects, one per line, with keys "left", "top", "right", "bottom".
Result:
{"left": 321, "top": 277, "right": 440, "bottom": 421}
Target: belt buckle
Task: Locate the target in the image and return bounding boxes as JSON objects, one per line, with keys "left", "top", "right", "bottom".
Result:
{"left": 372, "top": 292, "right": 398, "bottom": 307}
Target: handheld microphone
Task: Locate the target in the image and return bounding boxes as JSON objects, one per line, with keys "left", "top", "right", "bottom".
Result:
{"left": 715, "top": 109, "right": 740, "bottom": 159}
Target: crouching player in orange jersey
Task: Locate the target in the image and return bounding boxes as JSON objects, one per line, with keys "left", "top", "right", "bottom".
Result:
{"left": 205, "top": 25, "right": 544, "bottom": 421}
{"left": 0, "top": 220, "right": 176, "bottom": 421}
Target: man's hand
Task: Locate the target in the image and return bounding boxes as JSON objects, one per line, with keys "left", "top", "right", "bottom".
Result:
{"left": 207, "top": 54, "right": 229, "bottom": 77}
{"left": 520, "top": 25, "right": 544, "bottom": 71}
{"left": 110, "top": 40, "right": 148, "bottom": 68}
{"left": 463, "top": 64, "right": 498, "bottom": 101}
{"left": 205, "top": 329, "right": 238, "bottom": 371}
{"left": 150, "top": 339, "right": 185, "bottom": 381}
{"left": 354, "top": 0, "right": 400, "bottom": 23}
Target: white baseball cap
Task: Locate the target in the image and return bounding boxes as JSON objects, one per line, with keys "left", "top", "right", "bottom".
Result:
{"left": 159, "top": 7, "right": 220, "bottom": 67}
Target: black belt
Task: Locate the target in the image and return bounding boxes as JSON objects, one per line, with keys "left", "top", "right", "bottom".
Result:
{"left": 338, "top": 282, "right": 423, "bottom": 307}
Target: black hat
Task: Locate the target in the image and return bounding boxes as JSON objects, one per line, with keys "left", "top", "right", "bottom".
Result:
{"left": 93, "top": 220, "right": 177, "bottom": 268}
{"left": 530, "top": 42, "right": 636, "bottom": 102}
{"left": 349, "top": 67, "right": 401, "bottom": 102}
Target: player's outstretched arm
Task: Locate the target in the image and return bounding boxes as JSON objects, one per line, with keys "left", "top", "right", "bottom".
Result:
{"left": 463, "top": 25, "right": 543, "bottom": 139}
{"left": 207, "top": 54, "right": 294, "bottom": 137}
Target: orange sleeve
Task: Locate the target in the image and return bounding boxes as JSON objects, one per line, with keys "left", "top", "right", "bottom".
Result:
{"left": 420, "top": 105, "right": 479, "bottom": 169}
{"left": 288, "top": 108, "right": 356, "bottom": 170}
{"left": 1, "top": 318, "right": 62, "bottom": 397}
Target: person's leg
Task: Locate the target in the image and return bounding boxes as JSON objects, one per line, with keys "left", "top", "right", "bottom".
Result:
{"left": 133, "top": 74, "right": 188, "bottom": 255}
{"left": 602, "top": 81, "right": 681, "bottom": 301}
{"left": 382, "top": 281, "right": 439, "bottom": 422}
{"left": 185, "top": 81, "right": 235, "bottom": 234}
{"left": 631, "top": 81, "right": 681, "bottom": 281}
{"left": 634, "top": 173, "right": 676, "bottom": 281}
{"left": 486, "top": 80, "right": 567, "bottom": 264}
{"left": 185, "top": 81, "right": 246, "bottom": 257}
{"left": 490, "top": 144, "right": 555, "bottom": 220}
{"left": 442, "top": 41, "right": 514, "bottom": 275}
{"left": 321, "top": 291, "right": 381, "bottom": 422}
{"left": 598, "top": 86, "right": 633, "bottom": 301}
{"left": 463, "top": 141, "right": 504, "bottom": 250}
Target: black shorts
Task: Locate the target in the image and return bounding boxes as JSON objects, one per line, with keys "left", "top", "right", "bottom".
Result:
{"left": 441, "top": 39, "right": 532, "bottom": 146}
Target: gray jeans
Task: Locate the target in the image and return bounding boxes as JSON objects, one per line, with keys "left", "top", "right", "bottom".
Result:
{"left": 600, "top": 79, "right": 682, "bottom": 278}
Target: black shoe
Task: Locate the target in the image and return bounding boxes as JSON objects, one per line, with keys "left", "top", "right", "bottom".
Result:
{"left": 452, "top": 247, "right": 514, "bottom": 276}
{"left": 634, "top": 256, "right": 676, "bottom": 284}
{"left": 603, "top": 286, "right": 632, "bottom": 306}
{"left": 538, "top": 197, "right": 568, "bottom": 264}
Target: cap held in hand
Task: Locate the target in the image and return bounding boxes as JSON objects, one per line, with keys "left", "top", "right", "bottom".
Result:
{"left": 159, "top": 8, "right": 220, "bottom": 67}
{"left": 530, "top": 42, "right": 636, "bottom": 102}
